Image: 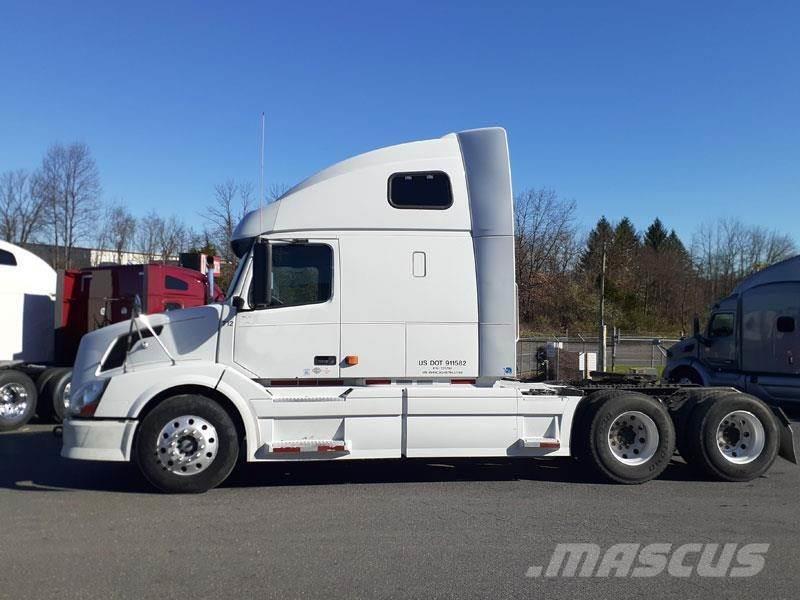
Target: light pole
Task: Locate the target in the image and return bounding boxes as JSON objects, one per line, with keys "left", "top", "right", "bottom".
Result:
{"left": 598, "top": 245, "right": 607, "bottom": 372}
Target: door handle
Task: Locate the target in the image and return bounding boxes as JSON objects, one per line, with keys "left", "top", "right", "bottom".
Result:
{"left": 314, "top": 356, "right": 337, "bottom": 366}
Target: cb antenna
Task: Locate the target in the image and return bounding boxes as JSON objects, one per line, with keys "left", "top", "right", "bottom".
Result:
{"left": 258, "top": 112, "right": 265, "bottom": 236}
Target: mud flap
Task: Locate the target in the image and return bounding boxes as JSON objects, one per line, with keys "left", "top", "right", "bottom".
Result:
{"left": 771, "top": 407, "right": 800, "bottom": 465}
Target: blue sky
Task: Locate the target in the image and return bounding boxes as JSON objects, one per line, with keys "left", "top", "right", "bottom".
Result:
{"left": 1, "top": 1, "right": 798, "bottom": 242}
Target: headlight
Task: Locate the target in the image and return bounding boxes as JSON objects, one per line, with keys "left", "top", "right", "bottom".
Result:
{"left": 68, "top": 379, "right": 109, "bottom": 417}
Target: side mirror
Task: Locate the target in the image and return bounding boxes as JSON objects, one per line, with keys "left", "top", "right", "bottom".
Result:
{"left": 251, "top": 240, "right": 272, "bottom": 309}
{"left": 232, "top": 296, "right": 245, "bottom": 310}
{"left": 692, "top": 315, "right": 701, "bottom": 337}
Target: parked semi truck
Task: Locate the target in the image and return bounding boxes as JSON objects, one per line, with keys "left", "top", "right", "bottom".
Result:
{"left": 0, "top": 240, "right": 221, "bottom": 431}
{"left": 60, "top": 128, "right": 799, "bottom": 493}
{"left": 665, "top": 255, "right": 800, "bottom": 407}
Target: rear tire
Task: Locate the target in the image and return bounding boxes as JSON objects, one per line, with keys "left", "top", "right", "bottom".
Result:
{"left": 135, "top": 394, "right": 239, "bottom": 493}
{"left": 0, "top": 370, "right": 38, "bottom": 432}
{"left": 684, "top": 392, "right": 778, "bottom": 482}
{"left": 672, "top": 388, "right": 739, "bottom": 464}
{"left": 582, "top": 390, "right": 676, "bottom": 484}
{"left": 38, "top": 368, "right": 71, "bottom": 423}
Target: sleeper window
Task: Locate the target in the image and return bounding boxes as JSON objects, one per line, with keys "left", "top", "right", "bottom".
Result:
{"left": 165, "top": 275, "right": 189, "bottom": 291}
{"left": 0, "top": 249, "right": 17, "bottom": 266}
{"left": 389, "top": 171, "right": 453, "bottom": 209}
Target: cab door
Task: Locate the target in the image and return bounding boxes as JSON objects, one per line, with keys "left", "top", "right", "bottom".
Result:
{"left": 702, "top": 312, "right": 737, "bottom": 369}
{"left": 232, "top": 239, "right": 340, "bottom": 380}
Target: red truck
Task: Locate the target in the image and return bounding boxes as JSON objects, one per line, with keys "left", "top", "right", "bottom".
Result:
{"left": 0, "top": 241, "right": 222, "bottom": 431}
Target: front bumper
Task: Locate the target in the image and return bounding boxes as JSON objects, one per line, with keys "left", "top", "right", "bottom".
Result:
{"left": 61, "top": 418, "right": 138, "bottom": 462}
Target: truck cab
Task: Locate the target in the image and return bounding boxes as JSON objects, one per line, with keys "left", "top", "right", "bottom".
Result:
{"left": 665, "top": 256, "right": 800, "bottom": 407}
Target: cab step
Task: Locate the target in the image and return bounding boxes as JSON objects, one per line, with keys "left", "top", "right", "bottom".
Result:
{"left": 267, "top": 440, "right": 351, "bottom": 454}
{"left": 519, "top": 437, "right": 560, "bottom": 450}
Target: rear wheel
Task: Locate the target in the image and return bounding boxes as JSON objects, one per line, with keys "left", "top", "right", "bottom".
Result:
{"left": 134, "top": 394, "right": 239, "bottom": 493}
{"left": 672, "top": 388, "right": 737, "bottom": 464}
{"left": 684, "top": 392, "right": 778, "bottom": 482}
{"left": 0, "top": 370, "right": 38, "bottom": 432}
{"left": 38, "top": 368, "right": 72, "bottom": 423}
{"left": 582, "top": 391, "right": 676, "bottom": 484}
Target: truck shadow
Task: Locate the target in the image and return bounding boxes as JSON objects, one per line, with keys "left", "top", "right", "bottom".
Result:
{"left": 1, "top": 427, "right": 710, "bottom": 493}
{"left": 0, "top": 429, "right": 152, "bottom": 494}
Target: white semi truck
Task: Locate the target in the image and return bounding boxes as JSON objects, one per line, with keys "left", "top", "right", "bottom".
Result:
{"left": 0, "top": 241, "right": 57, "bottom": 430}
{"left": 61, "top": 128, "right": 799, "bottom": 493}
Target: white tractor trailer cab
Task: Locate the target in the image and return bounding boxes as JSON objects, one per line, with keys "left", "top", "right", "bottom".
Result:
{"left": 61, "top": 128, "right": 798, "bottom": 492}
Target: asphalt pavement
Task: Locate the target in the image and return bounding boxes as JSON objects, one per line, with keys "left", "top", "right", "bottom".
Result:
{"left": 1, "top": 424, "right": 799, "bottom": 600}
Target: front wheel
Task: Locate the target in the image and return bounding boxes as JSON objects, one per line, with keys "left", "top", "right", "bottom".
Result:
{"left": 134, "top": 395, "right": 239, "bottom": 493}
{"left": 582, "top": 391, "right": 676, "bottom": 484}
{"left": 684, "top": 392, "right": 778, "bottom": 482}
{"left": 668, "top": 367, "right": 703, "bottom": 385}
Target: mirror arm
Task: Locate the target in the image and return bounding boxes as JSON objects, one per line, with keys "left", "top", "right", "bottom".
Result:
{"left": 251, "top": 239, "right": 272, "bottom": 309}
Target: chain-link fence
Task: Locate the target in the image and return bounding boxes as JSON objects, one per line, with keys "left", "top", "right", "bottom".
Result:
{"left": 517, "top": 334, "right": 681, "bottom": 378}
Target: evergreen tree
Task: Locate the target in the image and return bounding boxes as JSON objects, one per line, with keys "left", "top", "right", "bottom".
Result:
{"left": 665, "top": 229, "right": 688, "bottom": 257}
{"left": 611, "top": 218, "right": 640, "bottom": 265}
{"left": 579, "top": 216, "right": 614, "bottom": 273}
{"left": 643, "top": 218, "right": 669, "bottom": 251}
{"left": 610, "top": 217, "right": 642, "bottom": 322}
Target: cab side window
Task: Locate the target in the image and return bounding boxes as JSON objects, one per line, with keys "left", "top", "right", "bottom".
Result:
{"left": 708, "top": 313, "right": 734, "bottom": 338}
{"left": 252, "top": 243, "right": 333, "bottom": 308}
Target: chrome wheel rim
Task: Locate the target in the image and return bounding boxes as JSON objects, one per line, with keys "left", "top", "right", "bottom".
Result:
{"left": 607, "top": 411, "right": 659, "bottom": 465}
{"left": 62, "top": 382, "right": 72, "bottom": 411}
{"left": 715, "top": 410, "right": 765, "bottom": 464}
{"left": 0, "top": 383, "right": 29, "bottom": 420}
{"left": 155, "top": 415, "right": 218, "bottom": 476}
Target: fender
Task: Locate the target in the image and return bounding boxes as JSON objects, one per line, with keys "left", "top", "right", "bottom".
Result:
{"left": 95, "top": 362, "right": 262, "bottom": 460}
{"left": 664, "top": 358, "right": 710, "bottom": 385}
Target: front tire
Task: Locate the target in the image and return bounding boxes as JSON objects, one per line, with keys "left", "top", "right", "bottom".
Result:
{"left": 684, "top": 392, "right": 778, "bottom": 482}
{"left": 135, "top": 395, "right": 239, "bottom": 493}
{"left": 668, "top": 366, "right": 703, "bottom": 385}
{"left": 582, "top": 391, "right": 676, "bottom": 484}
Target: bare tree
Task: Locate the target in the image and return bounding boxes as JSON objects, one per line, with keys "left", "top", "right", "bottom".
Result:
{"left": 157, "top": 215, "right": 186, "bottom": 262}
{"left": 137, "top": 211, "right": 163, "bottom": 261}
{"left": 513, "top": 188, "right": 580, "bottom": 328}
{"left": 205, "top": 179, "right": 254, "bottom": 263}
{"left": 268, "top": 182, "right": 289, "bottom": 202}
{"left": 136, "top": 212, "right": 187, "bottom": 263}
{"left": 0, "top": 169, "right": 47, "bottom": 244}
{"left": 37, "top": 142, "right": 101, "bottom": 268}
{"left": 515, "top": 188, "right": 579, "bottom": 277}
{"left": 691, "top": 217, "right": 797, "bottom": 308}
{"left": 97, "top": 202, "right": 137, "bottom": 263}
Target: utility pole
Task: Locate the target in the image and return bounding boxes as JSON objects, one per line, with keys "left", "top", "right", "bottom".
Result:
{"left": 598, "top": 245, "right": 607, "bottom": 372}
